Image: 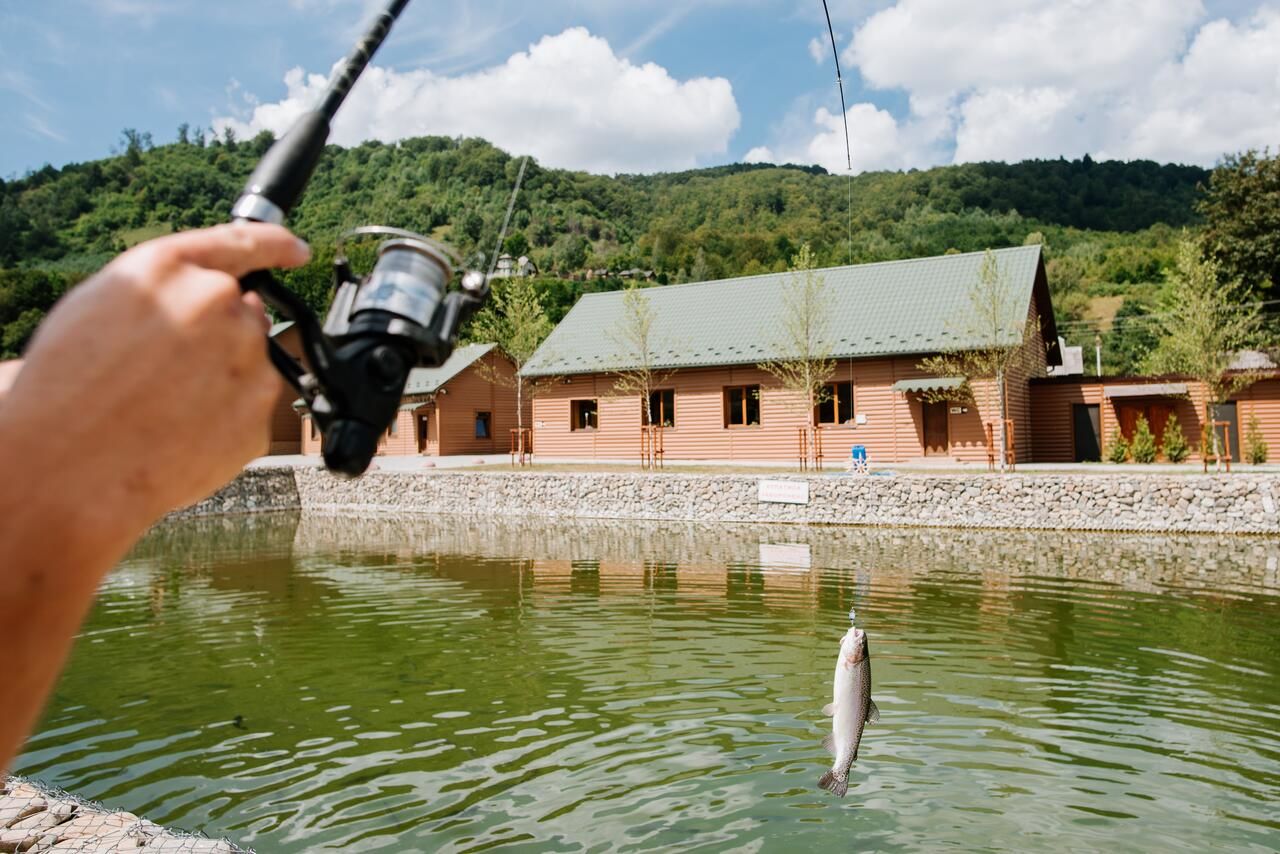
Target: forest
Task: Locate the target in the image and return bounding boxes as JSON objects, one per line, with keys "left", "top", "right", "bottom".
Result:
{"left": 1, "top": 128, "right": 1274, "bottom": 373}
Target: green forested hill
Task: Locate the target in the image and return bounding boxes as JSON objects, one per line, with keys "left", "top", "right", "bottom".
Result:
{"left": 0, "top": 130, "right": 1214, "bottom": 365}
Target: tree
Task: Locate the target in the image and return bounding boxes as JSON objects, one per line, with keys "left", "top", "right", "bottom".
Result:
{"left": 1142, "top": 237, "right": 1267, "bottom": 471}
{"left": 469, "top": 276, "right": 554, "bottom": 460}
{"left": 1107, "top": 426, "right": 1130, "bottom": 463}
{"left": 1163, "top": 415, "right": 1190, "bottom": 463}
{"left": 1130, "top": 415, "right": 1157, "bottom": 464}
{"left": 758, "top": 243, "right": 835, "bottom": 468}
{"left": 917, "top": 249, "right": 1037, "bottom": 472}
{"left": 1198, "top": 148, "right": 1280, "bottom": 300}
{"left": 609, "top": 282, "right": 673, "bottom": 467}
{"left": 1244, "top": 414, "right": 1269, "bottom": 465}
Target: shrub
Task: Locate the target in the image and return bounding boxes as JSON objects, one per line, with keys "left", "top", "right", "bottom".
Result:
{"left": 1244, "top": 414, "right": 1269, "bottom": 465}
{"left": 1162, "top": 414, "right": 1189, "bottom": 463}
{"left": 1130, "top": 416, "right": 1157, "bottom": 463}
{"left": 1107, "top": 426, "right": 1130, "bottom": 463}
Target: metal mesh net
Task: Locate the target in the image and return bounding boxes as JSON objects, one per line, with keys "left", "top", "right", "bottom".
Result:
{"left": 1, "top": 777, "right": 251, "bottom": 853}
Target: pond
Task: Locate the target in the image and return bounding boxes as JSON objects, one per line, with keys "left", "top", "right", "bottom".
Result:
{"left": 17, "top": 514, "right": 1280, "bottom": 852}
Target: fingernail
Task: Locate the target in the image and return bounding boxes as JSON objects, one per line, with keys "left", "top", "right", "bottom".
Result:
{"left": 295, "top": 238, "right": 312, "bottom": 261}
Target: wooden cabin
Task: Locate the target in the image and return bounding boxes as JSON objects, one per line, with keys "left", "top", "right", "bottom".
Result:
{"left": 299, "top": 343, "right": 529, "bottom": 458}
{"left": 522, "top": 246, "right": 1061, "bottom": 465}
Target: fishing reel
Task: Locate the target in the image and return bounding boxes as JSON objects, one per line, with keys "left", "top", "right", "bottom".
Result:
{"left": 229, "top": 0, "right": 494, "bottom": 476}
{"left": 284, "top": 227, "right": 488, "bottom": 477}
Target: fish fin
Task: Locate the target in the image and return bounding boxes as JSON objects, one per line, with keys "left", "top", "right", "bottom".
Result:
{"left": 831, "top": 777, "right": 849, "bottom": 797}
{"left": 818, "top": 771, "right": 835, "bottom": 792}
{"left": 868, "top": 699, "right": 881, "bottom": 723}
{"left": 821, "top": 703, "right": 837, "bottom": 717}
{"left": 821, "top": 734, "right": 837, "bottom": 756}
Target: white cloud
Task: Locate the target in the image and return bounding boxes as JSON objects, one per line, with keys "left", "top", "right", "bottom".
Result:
{"left": 744, "top": 145, "right": 775, "bottom": 163}
{"left": 808, "top": 36, "right": 827, "bottom": 64}
{"left": 215, "top": 27, "right": 739, "bottom": 174}
{"left": 764, "top": 0, "right": 1279, "bottom": 169}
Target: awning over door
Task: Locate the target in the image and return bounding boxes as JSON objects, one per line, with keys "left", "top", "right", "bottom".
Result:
{"left": 399, "top": 401, "right": 431, "bottom": 412}
{"left": 893, "top": 377, "right": 966, "bottom": 394}
{"left": 1103, "top": 383, "right": 1189, "bottom": 398}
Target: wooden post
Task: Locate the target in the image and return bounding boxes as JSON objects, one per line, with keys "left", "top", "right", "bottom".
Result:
{"left": 1004, "top": 419, "right": 1016, "bottom": 472}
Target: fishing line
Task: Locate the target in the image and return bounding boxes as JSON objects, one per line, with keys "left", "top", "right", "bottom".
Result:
{"left": 488, "top": 154, "right": 530, "bottom": 278}
{"left": 820, "top": 0, "right": 854, "bottom": 266}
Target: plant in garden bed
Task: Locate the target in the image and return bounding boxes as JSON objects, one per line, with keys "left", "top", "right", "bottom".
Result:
{"left": 1107, "top": 427, "right": 1130, "bottom": 463}
{"left": 1244, "top": 414, "right": 1269, "bottom": 464}
{"left": 1162, "top": 415, "right": 1190, "bottom": 463}
{"left": 1130, "top": 416, "right": 1158, "bottom": 464}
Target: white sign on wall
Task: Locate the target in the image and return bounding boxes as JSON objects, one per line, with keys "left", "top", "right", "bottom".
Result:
{"left": 757, "top": 479, "right": 810, "bottom": 505}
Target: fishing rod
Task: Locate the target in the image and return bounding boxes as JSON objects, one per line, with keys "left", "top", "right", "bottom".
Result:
{"left": 232, "top": 0, "right": 489, "bottom": 477}
{"left": 820, "top": 0, "right": 854, "bottom": 266}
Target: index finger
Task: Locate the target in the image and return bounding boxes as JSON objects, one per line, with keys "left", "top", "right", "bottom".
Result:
{"left": 159, "top": 223, "right": 312, "bottom": 279}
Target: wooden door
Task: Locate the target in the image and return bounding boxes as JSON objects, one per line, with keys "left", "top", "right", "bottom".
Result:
{"left": 922, "top": 401, "right": 949, "bottom": 456}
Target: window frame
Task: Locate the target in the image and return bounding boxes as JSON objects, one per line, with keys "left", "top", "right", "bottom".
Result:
{"left": 816, "top": 381, "right": 856, "bottom": 426}
{"left": 724, "top": 385, "right": 762, "bottom": 428}
{"left": 571, "top": 399, "right": 599, "bottom": 431}
{"left": 475, "top": 411, "right": 492, "bottom": 439}
{"left": 642, "top": 389, "right": 676, "bottom": 429}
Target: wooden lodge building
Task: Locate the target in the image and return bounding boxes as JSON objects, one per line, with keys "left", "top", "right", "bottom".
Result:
{"left": 297, "top": 342, "right": 529, "bottom": 458}
{"left": 289, "top": 247, "right": 1279, "bottom": 466}
{"left": 522, "top": 246, "right": 1059, "bottom": 465}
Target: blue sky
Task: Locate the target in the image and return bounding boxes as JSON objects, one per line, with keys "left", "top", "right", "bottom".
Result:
{"left": 2, "top": 1, "right": 1277, "bottom": 177}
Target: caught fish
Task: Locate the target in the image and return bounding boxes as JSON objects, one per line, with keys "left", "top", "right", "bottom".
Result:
{"left": 818, "top": 625, "right": 879, "bottom": 797}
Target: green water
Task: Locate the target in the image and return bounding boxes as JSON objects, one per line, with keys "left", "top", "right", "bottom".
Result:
{"left": 17, "top": 514, "right": 1280, "bottom": 852}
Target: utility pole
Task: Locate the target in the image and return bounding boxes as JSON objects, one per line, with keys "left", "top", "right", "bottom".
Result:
{"left": 1094, "top": 332, "right": 1103, "bottom": 377}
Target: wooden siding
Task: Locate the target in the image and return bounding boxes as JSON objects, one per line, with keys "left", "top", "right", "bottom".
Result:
{"left": 1026, "top": 376, "right": 1280, "bottom": 463}
{"left": 530, "top": 356, "right": 1020, "bottom": 464}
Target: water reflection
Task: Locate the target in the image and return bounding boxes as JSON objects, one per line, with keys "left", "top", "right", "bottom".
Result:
{"left": 17, "top": 513, "right": 1280, "bottom": 852}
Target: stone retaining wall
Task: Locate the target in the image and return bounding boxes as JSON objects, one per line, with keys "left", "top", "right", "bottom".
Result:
{"left": 190, "top": 466, "right": 1280, "bottom": 535}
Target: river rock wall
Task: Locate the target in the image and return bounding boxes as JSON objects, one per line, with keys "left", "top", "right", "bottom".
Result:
{"left": 228, "top": 467, "right": 1280, "bottom": 536}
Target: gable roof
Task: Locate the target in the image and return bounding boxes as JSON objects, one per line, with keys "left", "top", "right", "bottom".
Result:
{"left": 403, "top": 342, "right": 497, "bottom": 395}
{"left": 523, "top": 245, "right": 1058, "bottom": 377}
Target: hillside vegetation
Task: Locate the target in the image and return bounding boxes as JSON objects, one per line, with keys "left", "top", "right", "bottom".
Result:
{"left": 0, "top": 129, "right": 1231, "bottom": 368}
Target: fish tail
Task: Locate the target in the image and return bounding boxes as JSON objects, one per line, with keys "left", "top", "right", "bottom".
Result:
{"left": 818, "top": 771, "right": 849, "bottom": 797}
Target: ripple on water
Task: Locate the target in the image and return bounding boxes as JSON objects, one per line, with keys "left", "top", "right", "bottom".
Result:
{"left": 16, "top": 517, "right": 1280, "bottom": 852}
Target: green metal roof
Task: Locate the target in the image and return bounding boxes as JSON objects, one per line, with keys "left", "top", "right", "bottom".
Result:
{"left": 523, "top": 246, "right": 1057, "bottom": 377}
{"left": 892, "top": 377, "right": 967, "bottom": 393}
{"left": 293, "top": 343, "right": 496, "bottom": 412}
{"left": 403, "top": 342, "right": 496, "bottom": 395}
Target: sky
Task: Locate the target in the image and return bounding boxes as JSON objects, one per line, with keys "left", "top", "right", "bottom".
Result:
{"left": 2, "top": 0, "right": 1278, "bottom": 178}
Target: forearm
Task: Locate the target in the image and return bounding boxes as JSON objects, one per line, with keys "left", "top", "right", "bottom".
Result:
{"left": 0, "top": 404, "right": 156, "bottom": 771}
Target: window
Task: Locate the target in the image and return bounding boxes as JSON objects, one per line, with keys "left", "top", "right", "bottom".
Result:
{"left": 725, "top": 385, "right": 761, "bottom": 427}
{"left": 571, "top": 399, "right": 598, "bottom": 431}
{"left": 387, "top": 419, "right": 399, "bottom": 438}
{"left": 817, "top": 381, "right": 855, "bottom": 425}
{"left": 643, "top": 389, "right": 676, "bottom": 428}
{"left": 475, "top": 411, "right": 492, "bottom": 439}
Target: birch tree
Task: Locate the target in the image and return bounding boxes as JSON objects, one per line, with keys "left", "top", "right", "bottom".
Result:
{"left": 758, "top": 243, "right": 835, "bottom": 468}
{"left": 470, "top": 276, "right": 554, "bottom": 457}
{"left": 1141, "top": 236, "right": 1266, "bottom": 471}
{"left": 917, "top": 249, "right": 1037, "bottom": 472}
{"left": 609, "top": 283, "right": 673, "bottom": 436}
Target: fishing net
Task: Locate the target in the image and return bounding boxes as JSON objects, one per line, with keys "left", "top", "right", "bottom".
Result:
{"left": 1, "top": 777, "right": 251, "bottom": 853}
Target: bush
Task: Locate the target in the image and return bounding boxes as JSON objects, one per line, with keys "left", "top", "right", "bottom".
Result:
{"left": 1107, "top": 426, "right": 1130, "bottom": 463}
{"left": 1162, "top": 414, "right": 1189, "bottom": 463}
{"left": 1244, "top": 414, "right": 1269, "bottom": 465}
{"left": 1130, "top": 416, "right": 1157, "bottom": 463}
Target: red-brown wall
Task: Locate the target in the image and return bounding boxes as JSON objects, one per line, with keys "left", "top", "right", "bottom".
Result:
{"left": 268, "top": 326, "right": 303, "bottom": 455}
{"left": 529, "top": 351, "right": 1044, "bottom": 465}
{"left": 300, "top": 350, "right": 530, "bottom": 457}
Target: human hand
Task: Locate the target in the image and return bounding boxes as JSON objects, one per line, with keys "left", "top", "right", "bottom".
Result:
{"left": 0, "top": 223, "right": 310, "bottom": 523}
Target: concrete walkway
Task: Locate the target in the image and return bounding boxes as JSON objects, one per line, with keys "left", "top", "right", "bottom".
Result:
{"left": 250, "top": 454, "right": 1280, "bottom": 476}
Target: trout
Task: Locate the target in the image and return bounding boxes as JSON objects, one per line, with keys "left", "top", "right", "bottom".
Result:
{"left": 818, "top": 625, "right": 879, "bottom": 797}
